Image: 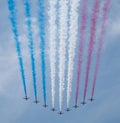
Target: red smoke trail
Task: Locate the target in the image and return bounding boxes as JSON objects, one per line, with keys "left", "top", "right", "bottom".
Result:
{"left": 75, "top": 0, "right": 88, "bottom": 105}
{"left": 91, "top": 0, "right": 111, "bottom": 99}
{"left": 83, "top": 0, "right": 100, "bottom": 103}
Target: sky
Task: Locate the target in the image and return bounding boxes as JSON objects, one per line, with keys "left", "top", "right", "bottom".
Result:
{"left": 0, "top": 0, "right": 120, "bottom": 123}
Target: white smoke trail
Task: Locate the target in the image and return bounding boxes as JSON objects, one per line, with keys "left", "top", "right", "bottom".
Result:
{"left": 48, "top": 1, "right": 57, "bottom": 108}
{"left": 67, "top": 0, "right": 80, "bottom": 108}
{"left": 58, "top": 0, "right": 68, "bottom": 111}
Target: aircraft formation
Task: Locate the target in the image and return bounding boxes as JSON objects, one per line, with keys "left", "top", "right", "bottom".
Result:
{"left": 23, "top": 95, "right": 94, "bottom": 115}
{"left": 8, "top": 0, "right": 111, "bottom": 115}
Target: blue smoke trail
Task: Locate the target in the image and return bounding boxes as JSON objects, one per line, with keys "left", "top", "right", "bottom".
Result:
{"left": 23, "top": 0, "right": 37, "bottom": 101}
{"left": 8, "top": 0, "right": 27, "bottom": 97}
{"left": 38, "top": 0, "right": 46, "bottom": 104}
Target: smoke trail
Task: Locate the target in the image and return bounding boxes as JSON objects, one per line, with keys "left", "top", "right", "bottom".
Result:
{"left": 48, "top": 1, "right": 57, "bottom": 108}
{"left": 24, "top": 0, "right": 37, "bottom": 101}
{"left": 75, "top": 0, "right": 88, "bottom": 105}
{"left": 38, "top": 0, "right": 46, "bottom": 104}
{"left": 58, "top": 0, "right": 68, "bottom": 111}
{"left": 67, "top": 0, "right": 80, "bottom": 108}
{"left": 83, "top": 0, "right": 100, "bottom": 102}
{"left": 91, "top": 0, "right": 111, "bottom": 99}
{"left": 8, "top": 0, "right": 27, "bottom": 97}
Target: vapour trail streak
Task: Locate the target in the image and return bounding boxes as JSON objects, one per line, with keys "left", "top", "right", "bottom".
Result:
{"left": 24, "top": 0, "right": 37, "bottom": 101}
{"left": 48, "top": 1, "right": 57, "bottom": 108}
{"left": 91, "top": 0, "right": 111, "bottom": 99}
{"left": 75, "top": 0, "right": 87, "bottom": 105}
{"left": 8, "top": 0, "right": 27, "bottom": 97}
{"left": 83, "top": 0, "right": 100, "bottom": 102}
{"left": 58, "top": 0, "right": 68, "bottom": 111}
{"left": 67, "top": 0, "right": 80, "bottom": 108}
{"left": 38, "top": 0, "right": 46, "bottom": 104}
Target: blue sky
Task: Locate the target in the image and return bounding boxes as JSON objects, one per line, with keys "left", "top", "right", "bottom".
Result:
{"left": 0, "top": 0, "right": 120, "bottom": 123}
